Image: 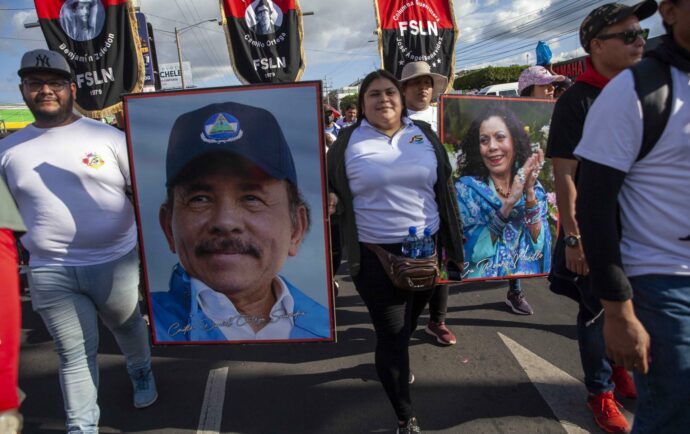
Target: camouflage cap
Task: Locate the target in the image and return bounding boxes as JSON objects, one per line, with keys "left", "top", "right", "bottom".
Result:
{"left": 579, "top": 0, "right": 658, "bottom": 53}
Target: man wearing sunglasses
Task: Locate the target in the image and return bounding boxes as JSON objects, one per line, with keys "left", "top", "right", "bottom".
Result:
{"left": 545, "top": 1, "right": 657, "bottom": 432}
{"left": 575, "top": 0, "right": 690, "bottom": 431}
{"left": 0, "top": 49, "right": 157, "bottom": 433}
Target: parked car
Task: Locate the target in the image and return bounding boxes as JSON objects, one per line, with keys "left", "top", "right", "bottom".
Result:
{"left": 477, "top": 82, "right": 519, "bottom": 97}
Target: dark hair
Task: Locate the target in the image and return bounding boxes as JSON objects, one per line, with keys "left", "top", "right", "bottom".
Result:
{"left": 356, "top": 69, "right": 406, "bottom": 125}
{"left": 520, "top": 85, "right": 534, "bottom": 97}
{"left": 457, "top": 104, "right": 531, "bottom": 181}
{"left": 163, "top": 153, "right": 310, "bottom": 232}
{"left": 344, "top": 103, "right": 357, "bottom": 111}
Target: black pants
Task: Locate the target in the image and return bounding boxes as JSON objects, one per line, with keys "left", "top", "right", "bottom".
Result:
{"left": 427, "top": 283, "right": 448, "bottom": 323}
{"left": 352, "top": 243, "right": 434, "bottom": 421}
{"left": 330, "top": 221, "right": 342, "bottom": 276}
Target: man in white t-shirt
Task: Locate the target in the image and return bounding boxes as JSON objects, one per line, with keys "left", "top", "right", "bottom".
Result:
{"left": 399, "top": 61, "right": 459, "bottom": 345}
{"left": 574, "top": 1, "right": 690, "bottom": 431}
{"left": 0, "top": 49, "right": 157, "bottom": 433}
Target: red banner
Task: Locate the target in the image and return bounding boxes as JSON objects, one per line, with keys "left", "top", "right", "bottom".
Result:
{"left": 374, "top": 0, "right": 458, "bottom": 86}
{"left": 221, "top": 0, "right": 304, "bottom": 83}
{"left": 34, "top": 0, "right": 143, "bottom": 118}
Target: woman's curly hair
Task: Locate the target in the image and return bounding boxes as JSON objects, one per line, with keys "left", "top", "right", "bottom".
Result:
{"left": 457, "top": 104, "right": 532, "bottom": 181}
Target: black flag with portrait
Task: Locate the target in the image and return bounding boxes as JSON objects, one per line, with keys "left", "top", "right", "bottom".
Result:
{"left": 375, "top": 0, "right": 458, "bottom": 84}
{"left": 221, "top": 0, "right": 305, "bottom": 83}
{"left": 34, "top": 0, "right": 143, "bottom": 117}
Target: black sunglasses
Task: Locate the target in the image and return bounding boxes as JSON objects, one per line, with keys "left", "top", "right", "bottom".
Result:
{"left": 596, "top": 28, "right": 649, "bottom": 45}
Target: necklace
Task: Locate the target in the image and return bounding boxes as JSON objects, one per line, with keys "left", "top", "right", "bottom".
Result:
{"left": 494, "top": 184, "right": 511, "bottom": 198}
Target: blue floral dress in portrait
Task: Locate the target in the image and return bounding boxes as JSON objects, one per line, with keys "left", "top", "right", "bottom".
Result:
{"left": 455, "top": 176, "right": 551, "bottom": 278}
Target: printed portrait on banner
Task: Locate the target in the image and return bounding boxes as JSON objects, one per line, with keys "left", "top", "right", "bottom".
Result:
{"left": 440, "top": 96, "right": 558, "bottom": 282}
{"left": 123, "top": 83, "right": 335, "bottom": 345}
{"left": 59, "top": 0, "right": 105, "bottom": 41}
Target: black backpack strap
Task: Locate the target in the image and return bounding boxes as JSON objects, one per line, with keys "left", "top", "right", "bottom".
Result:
{"left": 630, "top": 58, "right": 673, "bottom": 162}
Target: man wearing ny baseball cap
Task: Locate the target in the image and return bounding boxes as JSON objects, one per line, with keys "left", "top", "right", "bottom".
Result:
{"left": 545, "top": 1, "right": 657, "bottom": 432}
{"left": 152, "top": 102, "right": 329, "bottom": 343}
{"left": 1, "top": 48, "right": 158, "bottom": 432}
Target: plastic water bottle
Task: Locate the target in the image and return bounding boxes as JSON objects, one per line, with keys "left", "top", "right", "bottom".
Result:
{"left": 401, "top": 227, "right": 421, "bottom": 258}
{"left": 420, "top": 227, "right": 435, "bottom": 258}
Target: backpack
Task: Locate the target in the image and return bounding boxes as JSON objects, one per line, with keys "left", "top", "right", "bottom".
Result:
{"left": 631, "top": 57, "right": 673, "bottom": 161}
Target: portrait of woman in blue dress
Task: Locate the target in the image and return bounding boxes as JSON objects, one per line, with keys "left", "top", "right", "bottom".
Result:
{"left": 455, "top": 104, "right": 551, "bottom": 278}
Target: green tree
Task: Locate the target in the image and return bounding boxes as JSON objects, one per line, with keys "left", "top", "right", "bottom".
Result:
{"left": 339, "top": 94, "right": 358, "bottom": 112}
{"left": 453, "top": 65, "right": 527, "bottom": 91}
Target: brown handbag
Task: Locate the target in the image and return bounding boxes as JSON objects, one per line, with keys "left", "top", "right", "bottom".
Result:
{"left": 364, "top": 243, "right": 439, "bottom": 291}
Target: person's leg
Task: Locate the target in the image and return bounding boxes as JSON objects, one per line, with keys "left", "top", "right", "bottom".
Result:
{"left": 577, "top": 303, "right": 632, "bottom": 433}
{"left": 81, "top": 249, "right": 155, "bottom": 408}
{"left": 577, "top": 304, "right": 614, "bottom": 395}
{"left": 330, "top": 222, "right": 342, "bottom": 296}
{"left": 506, "top": 279, "right": 534, "bottom": 315}
{"left": 424, "top": 284, "right": 456, "bottom": 345}
{"left": 28, "top": 265, "right": 101, "bottom": 434}
{"left": 353, "top": 244, "right": 415, "bottom": 424}
{"left": 427, "top": 284, "right": 448, "bottom": 324}
{"left": 0, "top": 229, "right": 21, "bottom": 412}
{"left": 629, "top": 275, "right": 690, "bottom": 434}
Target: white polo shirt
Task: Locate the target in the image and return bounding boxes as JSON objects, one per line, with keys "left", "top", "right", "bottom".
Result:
{"left": 345, "top": 117, "right": 440, "bottom": 244}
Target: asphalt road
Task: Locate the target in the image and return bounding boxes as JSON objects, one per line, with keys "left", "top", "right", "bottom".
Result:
{"left": 18, "top": 273, "right": 637, "bottom": 433}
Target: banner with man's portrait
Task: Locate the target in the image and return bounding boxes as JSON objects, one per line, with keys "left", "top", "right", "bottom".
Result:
{"left": 34, "top": 0, "right": 144, "bottom": 117}
{"left": 374, "top": 0, "right": 458, "bottom": 87}
{"left": 123, "top": 82, "right": 335, "bottom": 345}
{"left": 221, "top": 0, "right": 305, "bottom": 83}
{"left": 440, "top": 96, "right": 558, "bottom": 282}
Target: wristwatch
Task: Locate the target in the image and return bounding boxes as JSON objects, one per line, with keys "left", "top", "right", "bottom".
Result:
{"left": 564, "top": 234, "right": 581, "bottom": 247}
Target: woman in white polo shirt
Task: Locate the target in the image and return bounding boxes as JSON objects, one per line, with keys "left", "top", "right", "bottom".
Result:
{"left": 327, "top": 69, "right": 463, "bottom": 434}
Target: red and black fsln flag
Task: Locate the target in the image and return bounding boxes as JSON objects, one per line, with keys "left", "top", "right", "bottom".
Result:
{"left": 35, "top": 0, "right": 143, "bottom": 117}
{"left": 221, "top": 0, "right": 304, "bottom": 84}
{"left": 375, "top": 0, "right": 458, "bottom": 84}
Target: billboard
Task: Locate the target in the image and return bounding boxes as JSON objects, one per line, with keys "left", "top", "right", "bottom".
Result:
{"left": 158, "top": 62, "right": 193, "bottom": 90}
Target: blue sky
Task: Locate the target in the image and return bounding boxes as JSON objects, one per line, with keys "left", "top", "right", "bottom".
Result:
{"left": 0, "top": 0, "right": 664, "bottom": 104}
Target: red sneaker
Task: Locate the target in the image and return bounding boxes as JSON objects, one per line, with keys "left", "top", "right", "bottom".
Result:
{"left": 425, "top": 321, "right": 456, "bottom": 345}
{"left": 587, "top": 391, "right": 630, "bottom": 433}
{"left": 611, "top": 366, "right": 637, "bottom": 399}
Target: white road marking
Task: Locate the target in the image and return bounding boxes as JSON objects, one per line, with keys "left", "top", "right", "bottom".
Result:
{"left": 197, "top": 367, "right": 229, "bottom": 434}
{"left": 498, "top": 332, "right": 634, "bottom": 433}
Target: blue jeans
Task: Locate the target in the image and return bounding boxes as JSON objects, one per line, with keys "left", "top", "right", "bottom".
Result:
{"left": 629, "top": 275, "right": 690, "bottom": 434}
{"left": 577, "top": 304, "right": 613, "bottom": 394}
{"left": 28, "top": 249, "right": 151, "bottom": 434}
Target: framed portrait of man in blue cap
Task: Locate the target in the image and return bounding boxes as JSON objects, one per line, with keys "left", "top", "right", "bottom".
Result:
{"left": 123, "top": 82, "right": 335, "bottom": 344}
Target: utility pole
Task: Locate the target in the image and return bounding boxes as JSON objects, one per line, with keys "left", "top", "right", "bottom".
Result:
{"left": 175, "top": 27, "right": 185, "bottom": 89}
{"left": 174, "top": 19, "right": 217, "bottom": 90}
{"left": 323, "top": 76, "right": 332, "bottom": 106}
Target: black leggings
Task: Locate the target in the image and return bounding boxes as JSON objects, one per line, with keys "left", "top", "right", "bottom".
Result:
{"left": 428, "top": 283, "right": 448, "bottom": 323}
{"left": 352, "top": 243, "right": 434, "bottom": 421}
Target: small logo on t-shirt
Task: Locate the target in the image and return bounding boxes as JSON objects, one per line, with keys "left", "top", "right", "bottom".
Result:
{"left": 82, "top": 152, "right": 105, "bottom": 169}
{"left": 409, "top": 135, "right": 424, "bottom": 144}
